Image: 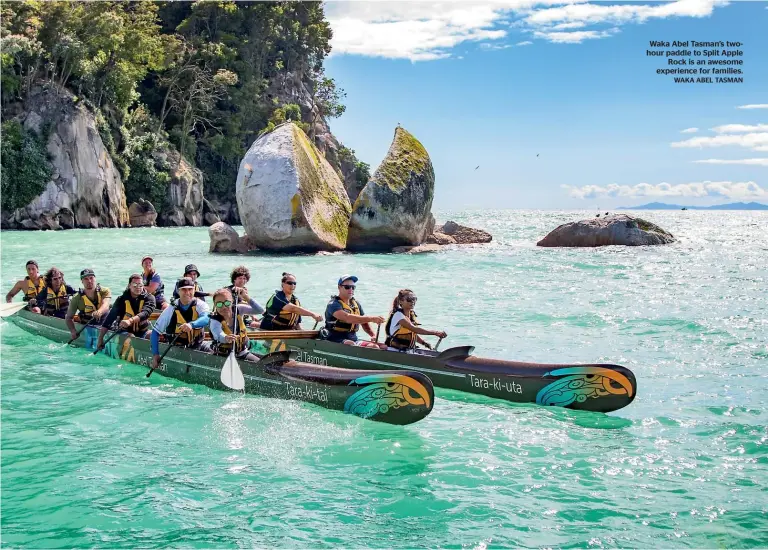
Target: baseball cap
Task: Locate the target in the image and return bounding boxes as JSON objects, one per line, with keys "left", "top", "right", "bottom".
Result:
{"left": 80, "top": 268, "right": 95, "bottom": 279}
{"left": 184, "top": 264, "right": 200, "bottom": 276}
{"left": 141, "top": 256, "right": 153, "bottom": 264}
{"left": 26, "top": 260, "right": 38, "bottom": 268}
{"left": 337, "top": 275, "right": 358, "bottom": 285}
{"left": 177, "top": 277, "right": 195, "bottom": 289}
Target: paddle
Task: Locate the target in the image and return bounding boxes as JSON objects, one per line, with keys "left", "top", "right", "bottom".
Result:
{"left": 434, "top": 336, "right": 444, "bottom": 351}
{"left": 93, "top": 324, "right": 120, "bottom": 354}
{"left": 0, "top": 302, "right": 28, "bottom": 318}
{"left": 375, "top": 323, "right": 381, "bottom": 343}
{"left": 66, "top": 317, "right": 97, "bottom": 346}
{"left": 146, "top": 333, "right": 181, "bottom": 378}
{"left": 220, "top": 296, "right": 245, "bottom": 391}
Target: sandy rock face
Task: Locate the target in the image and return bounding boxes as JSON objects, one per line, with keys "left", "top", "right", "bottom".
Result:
{"left": 2, "top": 86, "right": 129, "bottom": 230}
{"left": 537, "top": 214, "right": 676, "bottom": 247}
{"left": 235, "top": 122, "right": 351, "bottom": 251}
{"left": 346, "top": 127, "right": 436, "bottom": 251}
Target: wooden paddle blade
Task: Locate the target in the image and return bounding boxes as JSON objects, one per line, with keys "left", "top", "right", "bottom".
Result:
{"left": 220, "top": 351, "right": 245, "bottom": 391}
{"left": 0, "top": 302, "right": 29, "bottom": 318}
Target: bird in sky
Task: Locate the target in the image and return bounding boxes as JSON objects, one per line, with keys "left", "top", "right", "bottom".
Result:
{"left": 536, "top": 154, "right": 539, "bottom": 157}
{"left": 475, "top": 165, "right": 480, "bottom": 170}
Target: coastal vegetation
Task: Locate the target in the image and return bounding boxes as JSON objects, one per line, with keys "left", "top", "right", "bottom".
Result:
{"left": 0, "top": 0, "right": 359, "bottom": 214}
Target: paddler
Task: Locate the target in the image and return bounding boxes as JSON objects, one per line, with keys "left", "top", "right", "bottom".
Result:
{"left": 207, "top": 287, "right": 262, "bottom": 361}
{"left": 65, "top": 268, "right": 112, "bottom": 340}
{"left": 322, "top": 275, "right": 386, "bottom": 348}
{"left": 141, "top": 256, "right": 169, "bottom": 310}
{"left": 172, "top": 263, "right": 209, "bottom": 302}
{"left": 384, "top": 289, "right": 447, "bottom": 352}
{"left": 32, "top": 267, "right": 77, "bottom": 318}
{"left": 5, "top": 260, "right": 45, "bottom": 306}
{"left": 226, "top": 265, "right": 265, "bottom": 327}
{"left": 96, "top": 274, "right": 156, "bottom": 350}
{"left": 259, "top": 272, "right": 323, "bottom": 330}
{"left": 150, "top": 277, "right": 211, "bottom": 370}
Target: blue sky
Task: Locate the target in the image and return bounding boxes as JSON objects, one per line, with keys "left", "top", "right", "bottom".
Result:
{"left": 321, "top": 0, "right": 768, "bottom": 209}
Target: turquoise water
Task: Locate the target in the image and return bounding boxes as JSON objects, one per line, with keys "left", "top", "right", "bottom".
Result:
{"left": 2, "top": 210, "right": 766, "bottom": 548}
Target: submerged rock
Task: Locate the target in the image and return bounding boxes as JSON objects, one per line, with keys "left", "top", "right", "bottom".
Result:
{"left": 437, "top": 221, "right": 492, "bottom": 244}
{"left": 235, "top": 122, "right": 351, "bottom": 251}
{"left": 346, "top": 127, "right": 436, "bottom": 251}
{"left": 391, "top": 243, "right": 442, "bottom": 254}
{"left": 537, "top": 214, "right": 676, "bottom": 247}
{"left": 208, "top": 222, "right": 240, "bottom": 253}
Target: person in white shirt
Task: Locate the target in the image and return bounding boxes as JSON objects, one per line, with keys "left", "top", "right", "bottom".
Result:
{"left": 384, "top": 289, "right": 447, "bottom": 352}
{"left": 208, "top": 287, "right": 262, "bottom": 362}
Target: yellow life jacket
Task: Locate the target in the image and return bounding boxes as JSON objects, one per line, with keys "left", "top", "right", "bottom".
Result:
{"left": 166, "top": 300, "right": 203, "bottom": 347}
{"left": 45, "top": 284, "right": 70, "bottom": 313}
{"left": 211, "top": 312, "right": 248, "bottom": 356}
{"left": 385, "top": 309, "right": 420, "bottom": 349}
{"left": 24, "top": 276, "right": 45, "bottom": 301}
{"left": 327, "top": 297, "right": 361, "bottom": 333}
{"left": 124, "top": 297, "right": 146, "bottom": 332}
{"left": 264, "top": 291, "right": 301, "bottom": 328}
{"left": 77, "top": 286, "right": 103, "bottom": 322}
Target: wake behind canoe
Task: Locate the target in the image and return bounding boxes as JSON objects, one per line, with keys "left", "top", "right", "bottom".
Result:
{"left": 8, "top": 310, "right": 434, "bottom": 426}
{"left": 257, "top": 334, "right": 637, "bottom": 413}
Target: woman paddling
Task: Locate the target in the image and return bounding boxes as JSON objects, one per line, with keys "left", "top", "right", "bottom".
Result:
{"left": 259, "top": 272, "right": 323, "bottom": 331}
{"left": 208, "top": 288, "right": 261, "bottom": 362}
{"left": 384, "top": 289, "right": 447, "bottom": 352}
{"left": 31, "top": 267, "right": 77, "bottom": 319}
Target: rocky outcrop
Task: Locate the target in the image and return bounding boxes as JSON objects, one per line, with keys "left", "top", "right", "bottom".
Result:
{"left": 128, "top": 199, "right": 157, "bottom": 227}
{"left": 2, "top": 86, "right": 129, "bottom": 230}
{"left": 437, "top": 221, "right": 492, "bottom": 244}
{"left": 537, "top": 214, "right": 676, "bottom": 247}
{"left": 346, "top": 127, "right": 435, "bottom": 251}
{"left": 235, "top": 122, "right": 352, "bottom": 251}
{"left": 156, "top": 148, "right": 204, "bottom": 227}
{"left": 209, "top": 221, "right": 258, "bottom": 253}
{"left": 202, "top": 198, "right": 221, "bottom": 226}
{"left": 205, "top": 198, "right": 239, "bottom": 225}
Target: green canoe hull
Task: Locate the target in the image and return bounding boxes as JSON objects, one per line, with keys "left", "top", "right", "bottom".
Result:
{"left": 259, "top": 337, "right": 637, "bottom": 413}
{"left": 9, "top": 310, "right": 435, "bottom": 425}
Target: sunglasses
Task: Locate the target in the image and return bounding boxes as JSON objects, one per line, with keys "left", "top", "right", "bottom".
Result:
{"left": 215, "top": 300, "right": 233, "bottom": 308}
{"left": 405, "top": 297, "right": 417, "bottom": 303}
{"left": 341, "top": 284, "right": 356, "bottom": 290}
{"left": 283, "top": 281, "right": 297, "bottom": 286}
{"left": 130, "top": 282, "right": 143, "bottom": 288}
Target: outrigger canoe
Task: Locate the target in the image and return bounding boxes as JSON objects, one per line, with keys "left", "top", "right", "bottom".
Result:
{"left": 8, "top": 309, "right": 434, "bottom": 425}
{"left": 251, "top": 330, "right": 637, "bottom": 413}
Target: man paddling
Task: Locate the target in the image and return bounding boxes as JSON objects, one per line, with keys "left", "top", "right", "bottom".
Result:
{"left": 5, "top": 260, "right": 45, "bottom": 306}
{"left": 33, "top": 267, "right": 77, "bottom": 318}
{"left": 65, "top": 268, "right": 111, "bottom": 341}
{"left": 141, "top": 256, "right": 169, "bottom": 311}
{"left": 151, "top": 277, "right": 211, "bottom": 370}
{"left": 96, "top": 274, "right": 156, "bottom": 350}
{"left": 226, "top": 265, "right": 265, "bottom": 327}
{"left": 172, "top": 264, "right": 209, "bottom": 302}
{"left": 322, "top": 275, "right": 386, "bottom": 348}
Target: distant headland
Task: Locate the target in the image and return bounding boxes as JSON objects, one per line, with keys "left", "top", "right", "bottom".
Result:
{"left": 617, "top": 202, "right": 768, "bottom": 211}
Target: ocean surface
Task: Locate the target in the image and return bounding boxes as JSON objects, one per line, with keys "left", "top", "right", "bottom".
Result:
{"left": 1, "top": 210, "right": 766, "bottom": 549}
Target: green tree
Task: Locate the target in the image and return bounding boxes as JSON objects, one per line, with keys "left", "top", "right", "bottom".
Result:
{"left": 0, "top": 120, "right": 53, "bottom": 212}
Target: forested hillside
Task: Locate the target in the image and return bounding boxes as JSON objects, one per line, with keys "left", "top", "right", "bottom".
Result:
{"left": 1, "top": 1, "right": 370, "bottom": 221}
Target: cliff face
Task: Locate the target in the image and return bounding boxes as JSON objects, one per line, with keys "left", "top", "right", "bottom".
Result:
{"left": 1, "top": 86, "right": 129, "bottom": 230}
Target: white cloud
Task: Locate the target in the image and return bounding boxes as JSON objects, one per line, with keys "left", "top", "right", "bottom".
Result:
{"left": 736, "top": 104, "right": 768, "bottom": 109}
{"left": 712, "top": 124, "right": 768, "bottom": 133}
{"left": 693, "top": 158, "right": 768, "bottom": 166}
{"left": 671, "top": 132, "right": 768, "bottom": 151}
{"left": 324, "top": 0, "right": 729, "bottom": 60}
{"left": 516, "top": 40, "right": 533, "bottom": 46}
{"left": 563, "top": 180, "right": 768, "bottom": 200}
{"left": 680, "top": 127, "right": 699, "bottom": 134}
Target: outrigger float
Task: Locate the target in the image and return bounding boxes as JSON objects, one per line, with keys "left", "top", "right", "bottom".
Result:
{"left": 249, "top": 330, "right": 638, "bottom": 413}
{"left": 7, "top": 309, "right": 434, "bottom": 425}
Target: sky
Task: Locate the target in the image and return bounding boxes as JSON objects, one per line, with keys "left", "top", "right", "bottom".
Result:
{"left": 321, "top": 0, "right": 768, "bottom": 209}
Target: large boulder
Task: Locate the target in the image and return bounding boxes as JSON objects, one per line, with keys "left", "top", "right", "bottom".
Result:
{"left": 156, "top": 148, "right": 204, "bottom": 227}
{"left": 346, "top": 127, "right": 436, "bottom": 251}
{"left": 235, "top": 122, "right": 352, "bottom": 251}
{"left": 2, "top": 86, "right": 129, "bottom": 230}
{"left": 208, "top": 221, "right": 240, "bottom": 253}
{"left": 128, "top": 199, "right": 157, "bottom": 227}
{"left": 537, "top": 214, "right": 676, "bottom": 247}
